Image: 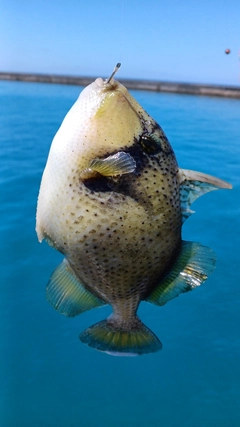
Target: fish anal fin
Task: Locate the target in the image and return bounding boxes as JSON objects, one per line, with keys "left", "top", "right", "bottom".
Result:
{"left": 46, "top": 259, "right": 105, "bottom": 317}
{"left": 146, "top": 241, "right": 216, "bottom": 306}
{"left": 179, "top": 169, "right": 232, "bottom": 223}
{"left": 80, "top": 319, "right": 162, "bottom": 356}
{"left": 88, "top": 151, "right": 136, "bottom": 177}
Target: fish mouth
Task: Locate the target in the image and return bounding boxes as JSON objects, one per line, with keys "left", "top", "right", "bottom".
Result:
{"left": 94, "top": 75, "right": 144, "bottom": 122}
{"left": 95, "top": 63, "right": 121, "bottom": 90}
{"left": 95, "top": 77, "right": 118, "bottom": 91}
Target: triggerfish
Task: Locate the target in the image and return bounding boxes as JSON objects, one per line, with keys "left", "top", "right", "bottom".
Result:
{"left": 36, "top": 64, "right": 232, "bottom": 356}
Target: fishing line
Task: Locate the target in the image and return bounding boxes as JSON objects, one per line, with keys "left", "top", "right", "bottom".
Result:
{"left": 118, "top": 0, "right": 125, "bottom": 66}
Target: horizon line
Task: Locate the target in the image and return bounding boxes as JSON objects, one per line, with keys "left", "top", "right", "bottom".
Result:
{"left": 1, "top": 71, "right": 240, "bottom": 99}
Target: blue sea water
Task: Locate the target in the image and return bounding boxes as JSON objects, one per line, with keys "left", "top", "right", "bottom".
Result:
{"left": 0, "top": 80, "right": 239, "bottom": 427}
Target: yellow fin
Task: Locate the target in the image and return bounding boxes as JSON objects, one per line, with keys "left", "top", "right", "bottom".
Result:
{"left": 89, "top": 151, "right": 136, "bottom": 177}
{"left": 80, "top": 319, "right": 162, "bottom": 356}
{"left": 46, "top": 259, "right": 106, "bottom": 317}
{"left": 146, "top": 241, "right": 216, "bottom": 306}
{"left": 179, "top": 169, "right": 232, "bottom": 189}
{"left": 179, "top": 169, "right": 232, "bottom": 223}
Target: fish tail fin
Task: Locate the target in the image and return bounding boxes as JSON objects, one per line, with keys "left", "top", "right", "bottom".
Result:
{"left": 79, "top": 319, "right": 162, "bottom": 356}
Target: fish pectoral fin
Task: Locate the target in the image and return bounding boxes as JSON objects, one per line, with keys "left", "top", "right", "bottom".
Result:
{"left": 146, "top": 241, "right": 216, "bottom": 306}
{"left": 88, "top": 151, "right": 136, "bottom": 177}
{"left": 179, "top": 168, "right": 232, "bottom": 223}
{"left": 46, "top": 259, "right": 106, "bottom": 317}
{"left": 80, "top": 319, "right": 162, "bottom": 356}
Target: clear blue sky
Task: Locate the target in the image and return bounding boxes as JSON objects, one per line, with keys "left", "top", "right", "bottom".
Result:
{"left": 1, "top": 0, "right": 239, "bottom": 85}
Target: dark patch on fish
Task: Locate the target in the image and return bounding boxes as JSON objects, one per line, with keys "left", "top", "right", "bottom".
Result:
{"left": 82, "top": 174, "right": 111, "bottom": 193}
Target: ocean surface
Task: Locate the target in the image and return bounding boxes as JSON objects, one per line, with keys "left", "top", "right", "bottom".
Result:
{"left": 0, "top": 80, "right": 239, "bottom": 427}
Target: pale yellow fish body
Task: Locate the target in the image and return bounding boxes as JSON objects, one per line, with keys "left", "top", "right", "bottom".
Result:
{"left": 36, "top": 77, "right": 180, "bottom": 311}
{"left": 36, "top": 75, "right": 231, "bottom": 356}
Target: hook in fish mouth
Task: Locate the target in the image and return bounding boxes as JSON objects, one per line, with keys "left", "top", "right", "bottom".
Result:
{"left": 94, "top": 63, "right": 121, "bottom": 90}
{"left": 106, "top": 63, "right": 121, "bottom": 84}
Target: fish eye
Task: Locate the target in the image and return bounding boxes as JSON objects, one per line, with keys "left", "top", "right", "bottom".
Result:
{"left": 140, "top": 134, "right": 162, "bottom": 155}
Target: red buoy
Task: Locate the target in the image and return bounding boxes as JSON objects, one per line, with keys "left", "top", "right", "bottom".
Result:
{"left": 225, "top": 49, "right": 231, "bottom": 54}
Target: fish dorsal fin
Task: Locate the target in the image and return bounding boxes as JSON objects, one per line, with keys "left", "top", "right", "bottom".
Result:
{"left": 146, "top": 241, "right": 216, "bottom": 306}
{"left": 179, "top": 169, "right": 232, "bottom": 223}
{"left": 46, "top": 259, "right": 106, "bottom": 317}
{"left": 89, "top": 151, "right": 136, "bottom": 176}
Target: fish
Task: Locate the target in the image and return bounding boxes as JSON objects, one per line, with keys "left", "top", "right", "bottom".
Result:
{"left": 36, "top": 64, "right": 232, "bottom": 356}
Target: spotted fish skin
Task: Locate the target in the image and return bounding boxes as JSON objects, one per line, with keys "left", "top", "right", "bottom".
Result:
{"left": 36, "top": 76, "right": 231, "bottom": 355}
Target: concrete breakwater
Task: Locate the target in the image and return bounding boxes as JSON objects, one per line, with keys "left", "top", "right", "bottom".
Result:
{"left": 1, "top": 72, "right": 240, "bottom": 99}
